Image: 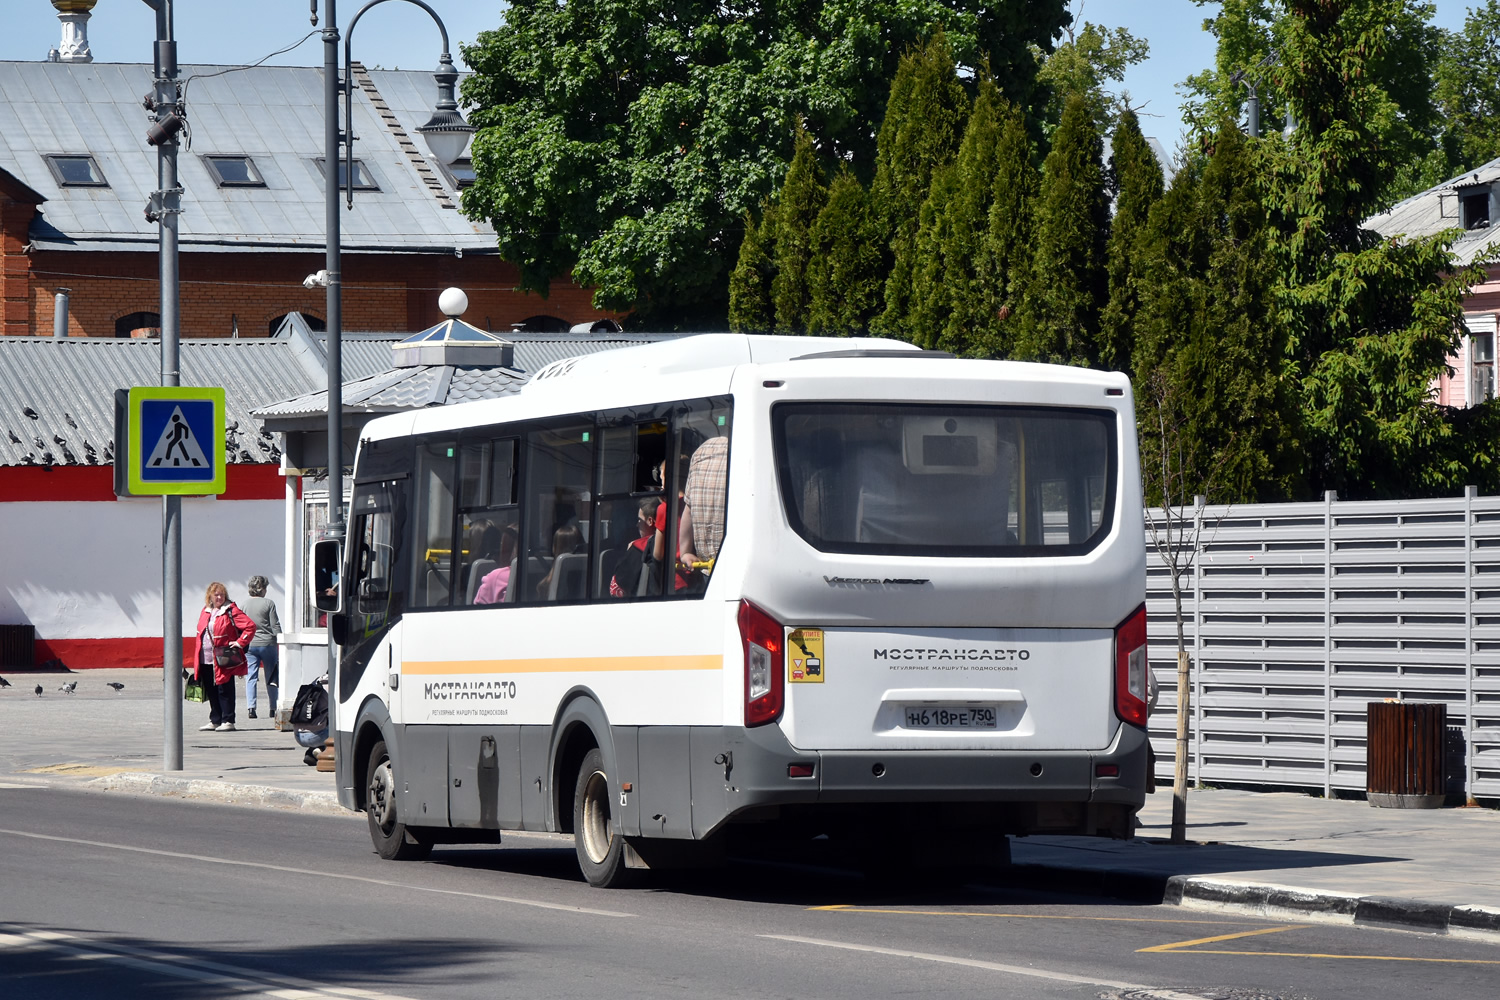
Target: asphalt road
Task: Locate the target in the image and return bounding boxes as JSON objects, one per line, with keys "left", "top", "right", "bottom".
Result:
{"left": 1, "top": 786, "right": 1496, "bottom": 1000}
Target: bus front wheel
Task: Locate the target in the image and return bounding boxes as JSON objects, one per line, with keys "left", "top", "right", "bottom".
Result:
{"left": 572, "top": 747, "right": 634, "bottom": 888}
{"left": 366, "top": 739, "right": 432, "bottom": 861}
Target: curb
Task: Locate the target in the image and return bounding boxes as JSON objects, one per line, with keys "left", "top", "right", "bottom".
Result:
{"left": 83, "top": 771, "right": 350, "bottom": 817}
{"left": 1005, "top": 863, "right": 1500, "bottom": 944}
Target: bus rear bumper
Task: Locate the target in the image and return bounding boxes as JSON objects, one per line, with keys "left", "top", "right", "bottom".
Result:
{"left": 707, "top": 720, "right": 1148, "bottom": 840}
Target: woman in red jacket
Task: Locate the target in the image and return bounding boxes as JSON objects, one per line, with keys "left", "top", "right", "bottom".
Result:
{"left": 192, "top": 582, "right": 255, "bottom": 732}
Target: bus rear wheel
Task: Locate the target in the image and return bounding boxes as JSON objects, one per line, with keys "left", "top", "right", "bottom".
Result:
{"left": 366, "top": 739, "right": 432, "bottom": 861}
{"left": 572, "top": 748, "right": 634, "bottom": 888}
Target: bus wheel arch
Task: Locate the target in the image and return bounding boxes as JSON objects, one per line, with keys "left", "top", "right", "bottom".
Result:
{"left": 350, "top": 697, "right": 392, "bottom": 814}
{"left": 550, "top": 690, "right": 615, "bottom": 837}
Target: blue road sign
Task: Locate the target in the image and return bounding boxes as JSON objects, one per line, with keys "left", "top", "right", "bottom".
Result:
{"left": 126, "top": 387, "right": 226, "bottom": 495}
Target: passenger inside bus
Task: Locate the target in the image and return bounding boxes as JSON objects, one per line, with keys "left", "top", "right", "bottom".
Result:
{"left": 609, "top": 497, "right": 661, "bottom": 597}
{"left": 535, "top": 524, "right": 585, "bottom": 601}
{"left": 472, "top": 524, "right": 519, "bottom": 604}
{"left": 678, "top": 435, "right": 728, "bottom": 571}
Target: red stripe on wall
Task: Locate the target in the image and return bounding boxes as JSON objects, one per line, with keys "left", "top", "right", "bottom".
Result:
{"left": 0, "top": 464, "right": 288, "bottom": 502}
{"left": 35, "top": 636, "right": 197, "bottom": 670}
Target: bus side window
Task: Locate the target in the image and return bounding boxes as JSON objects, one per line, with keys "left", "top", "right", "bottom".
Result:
{"left": 520, "top": 423, "right": 593, "bottom": 603}
{"left": 458, "top": 438, "right": 519, "bottom": 606}
{"left": 594, "top": 420, "right": 667, "bottom": 600}
{"left": 412, "top": 440, "right": 457, "bottom": 608}
{"left": 676, "top": 411, "right": 730, "bottom": 592}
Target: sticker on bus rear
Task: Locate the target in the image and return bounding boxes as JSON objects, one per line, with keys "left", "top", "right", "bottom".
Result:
{"left": 788, "top": 628, "right": 825, "bottom": 683}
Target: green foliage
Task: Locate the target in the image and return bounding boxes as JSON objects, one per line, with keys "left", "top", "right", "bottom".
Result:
{"left": 461, "top": 1, "right": 1071, "bottom": 327}
{"left": 1033, "top": 20, "right": 1150, "bottom": 130}
{"left": 872, "top": 32, "right": 972, "bottom": 339}
{"left": 1014, "top": 91, "right": 1108, "bottom": 364}
{"left": 1098, "top": 109, "right": 1165, "bottom": 373}
{"left": 1432, "top": 1, "right": 1500, "bottom": 173}
{"left": 806, "top": 167, "right": 885, "bottom": 335}
{"left": 727, "top": 204, "right": 776, "bottom": 333}
{"left": 770, "top": 128, "right": 829, "bottom": 333}
{"left": 974, "top": 101, "right": 1040, "bottom": 359}
{"left": 909, "top": 77, "right": 1009, "bottom": 353}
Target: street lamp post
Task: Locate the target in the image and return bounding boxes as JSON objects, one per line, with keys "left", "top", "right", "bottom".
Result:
{"left": 310, "top": 0, "right": 472, "bottom": 784}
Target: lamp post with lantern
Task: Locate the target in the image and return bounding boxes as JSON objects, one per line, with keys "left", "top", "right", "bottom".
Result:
{"left": 308, "top": 0, "right": 473, "bottom": 775}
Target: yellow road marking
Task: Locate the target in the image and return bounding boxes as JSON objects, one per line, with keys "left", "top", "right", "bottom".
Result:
{"left": 1163, "top": 949, "right": 1500, "bottom": 965}
{"left": 1141, "top": 925, "right": 1500, "bottom": 965}
{"left": 1139, "top": 925, "right": 1308, "bottom": 952}
{"left": 402, "top": 654, "right": 722, "bottom": 675}
{"left": 810, "top": 904, "right": 1259, "bottom": 926}
{"left": 23, "top": 764, "right": 134, "bottom": 777}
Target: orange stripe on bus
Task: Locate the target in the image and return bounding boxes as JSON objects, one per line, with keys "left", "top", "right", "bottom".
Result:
{"left": 401, "top": 655, "right": 724, "bottom": 675}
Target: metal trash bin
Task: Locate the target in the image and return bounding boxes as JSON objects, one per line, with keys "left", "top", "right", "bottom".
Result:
{"left": 1366, "top": 701, "right": 1447, "bottom": 809}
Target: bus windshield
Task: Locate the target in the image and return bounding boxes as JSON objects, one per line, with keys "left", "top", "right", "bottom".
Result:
{"left": 773, "top": 402, "right": 1115, "bottom": 557}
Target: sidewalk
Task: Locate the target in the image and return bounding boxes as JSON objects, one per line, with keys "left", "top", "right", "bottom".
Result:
{"left": 2, "top": 667, "right": 1497, "bottom": 940}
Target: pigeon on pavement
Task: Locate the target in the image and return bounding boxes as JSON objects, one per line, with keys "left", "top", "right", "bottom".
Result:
{"left": 106, "top": 682, "right": 125, "bottom": 693}
{"left": 34, "top": 684, "right": 43, "bottom": 696}
{"left": 59, "top": 680, "right": 78, "bottom": 694}
{"left": 0, "top": 675, "right": 10, "bottom": 688}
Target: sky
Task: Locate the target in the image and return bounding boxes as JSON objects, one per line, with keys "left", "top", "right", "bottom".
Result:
{"left": 0, "top": 1, "right": 1483, "bottom": 157}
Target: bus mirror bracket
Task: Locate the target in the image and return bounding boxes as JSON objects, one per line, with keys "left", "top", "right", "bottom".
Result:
{"left": 312, "top": 539, "right": 343, "bottom": 614}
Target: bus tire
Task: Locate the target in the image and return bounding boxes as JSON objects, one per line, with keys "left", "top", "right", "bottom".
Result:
{"left": 572, "top": 747, "right": 635, "bottom": 888}
{"left": 366, "top": 739, "right": 432, "bottom": 862}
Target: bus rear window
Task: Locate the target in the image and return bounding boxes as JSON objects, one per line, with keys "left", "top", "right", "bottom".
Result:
{"left": 773, "top": 403, "right": 1116, "bottom": 557}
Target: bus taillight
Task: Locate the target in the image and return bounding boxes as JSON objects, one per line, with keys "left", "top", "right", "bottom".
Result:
{"left": 738, "top": 600, "right": 785, "bottom": 727}
{"left": 1114, "top": 603, "right": 1149, "bottom": 727}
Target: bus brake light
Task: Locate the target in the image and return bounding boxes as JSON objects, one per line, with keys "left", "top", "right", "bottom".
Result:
{"left": 738, "top": 600, "right": 785, "bottom": 727}
{"left": 1114, "top": 604, "right": 1149, "bottom": 727}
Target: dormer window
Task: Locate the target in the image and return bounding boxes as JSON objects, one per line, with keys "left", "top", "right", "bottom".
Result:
{"left": 314, "top": 158, "right": 379, "bottom": 191}
{"left": 45, "top": 154, "right": 108, "bottom": 187}
{"left": 1460, "top": 184, "right": 1491, "bottom": 230}
{"left": 203, "top": 155, "right": 265, "bottom": 187}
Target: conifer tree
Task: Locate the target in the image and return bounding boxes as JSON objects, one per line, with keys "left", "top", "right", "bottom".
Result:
{"left": 727, "top": 203, "right": 777, "bottom": 333}
{"left": 807, "top": 167, "right": 884, "bottom": 335}
{"left": 770, "top": 127, "right": 828, "bottom": 334}
{"left": 869, "top": 32, "right": 970, "bottom": 338}
{"left": 1015, "top": 92, "right": 1109, "bottom": 365}
{"left": 1098, "top": 109, "right": 1165, "bottom": 374}
{"left": 974, "top": 100, "right": 1039, "bottom": 360}
{"left": 910, "top": 76, "right": 1006, "bottom": 355}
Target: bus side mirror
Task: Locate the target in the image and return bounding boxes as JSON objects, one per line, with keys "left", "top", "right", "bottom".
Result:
{"left": 313, "top": 539, "right": 342, "bottom": 613}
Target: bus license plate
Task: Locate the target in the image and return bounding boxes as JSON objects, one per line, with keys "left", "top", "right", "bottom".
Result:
{"left": 903, "top": 706, "right": 998, "bottom": 730}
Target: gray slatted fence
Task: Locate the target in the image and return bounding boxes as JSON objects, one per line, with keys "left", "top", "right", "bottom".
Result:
{"left": 1145, "top": 488, "right": 1500, "bottom": 799}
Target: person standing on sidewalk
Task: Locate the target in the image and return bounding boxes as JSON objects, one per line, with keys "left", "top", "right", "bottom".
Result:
{"left": 192, "top": 582, "right": 255, "bottom": 733}
{"left": 240, "top": 575, "right": 282, "bottom": 721}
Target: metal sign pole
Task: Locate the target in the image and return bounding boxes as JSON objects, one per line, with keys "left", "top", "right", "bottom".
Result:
{"left": 323, "top": 0, "right": 344, "bottom": 772}
{"left": 152, "top": 0, "right": 184, "bottom": 771}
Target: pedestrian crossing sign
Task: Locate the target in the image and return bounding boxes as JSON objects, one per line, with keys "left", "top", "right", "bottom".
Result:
{"left": 125, "top": 386, "right": 226, "bottom": 495}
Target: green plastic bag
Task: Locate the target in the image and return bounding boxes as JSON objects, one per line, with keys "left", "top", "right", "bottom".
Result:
{"left": 184, "top": 679, "right": 207, "bottom": 702}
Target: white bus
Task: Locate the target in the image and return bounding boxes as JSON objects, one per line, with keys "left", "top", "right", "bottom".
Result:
{"left": 315, "top": 334, "right": 1150, "bottom": 886}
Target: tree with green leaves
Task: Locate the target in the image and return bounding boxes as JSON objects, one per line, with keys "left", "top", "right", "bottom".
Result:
{"left": 770, "top": 128, "right": 829, "bottom": 334}
{"left": 1033, "top": 19, "right": 1150, "bottom": 132}
{"left": 870, "top": 32, "right": 972, "bottom": 339}
{"left": 1014, "top": 91, "right": 1108, "bottom": 364}
{"left": 1262, "top": 0, "right": 1494, "bottom": 497}
{"left": 806, "top": 168, "right": 885, "bottom": 335}
{"left": 461, "top": 1, "right": 1071, "bottom": 327}
{"left": 1098, "top": 108, "right": 1165, "bottom": 374}
{"left": 973, "top": 101, "right": 1040, "bottom": 359}
{"left": 727, "top": 204, "right": 777, "bottom": 333}
{"left": 1432, "top": 1, "right": 1500, "bottom": 173}
{"left": 908, "top": 77, "right": 1010, "bottom": 354}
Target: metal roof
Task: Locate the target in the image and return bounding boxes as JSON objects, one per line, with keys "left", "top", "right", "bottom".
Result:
{"left": 1366, "top": 156, "right": 1500, "bottom": 265}
{"left": 0, "top": 60, "right": 490, "bottom": 253}
{"left": 256, "top": 333, "right": 681, "bottom": 421}
{"left": 0, "top": 336, "right": 319, "bottom": 467}
{"left": 0, "top": 331, "right": 681, "bottom": 466}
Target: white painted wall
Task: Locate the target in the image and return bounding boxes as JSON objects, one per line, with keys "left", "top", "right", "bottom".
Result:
{"left": 0, "top": 498, "right": 286, "bottom": 638}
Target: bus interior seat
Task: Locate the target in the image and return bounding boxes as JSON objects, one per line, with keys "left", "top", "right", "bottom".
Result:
{"left": 425, "top": 566, "right": 450, "bottom": 606}
{"left": 547, "top": 552, "right": 588, "bottom": 601}
{"left": 597, "top": 548, "right": 622, "bottom": 597}
{"left": 503, "top": 558, "right": 519, "bottom": 603}
{"left": 465, "top": 558, "right": 497, "bottom": 605}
